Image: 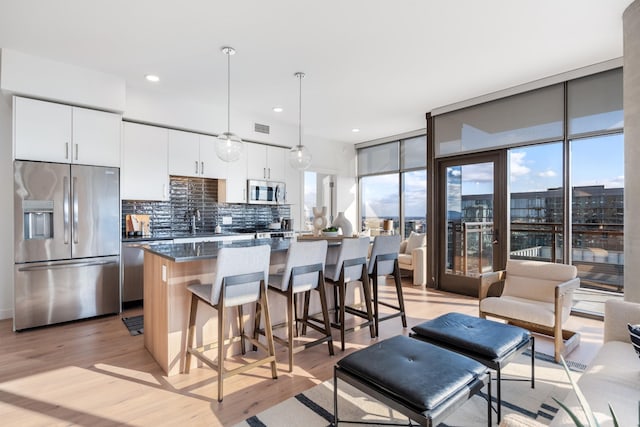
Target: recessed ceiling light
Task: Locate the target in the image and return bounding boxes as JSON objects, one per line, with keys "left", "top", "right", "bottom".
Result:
{"left": 145, "top": 74, "right": 160, "bottom": 83}
{"left": 352, "top": 128, "right": 360, "bottom": 133}
{"left": 273, "top": 107, "right": 283, "bottom": 113}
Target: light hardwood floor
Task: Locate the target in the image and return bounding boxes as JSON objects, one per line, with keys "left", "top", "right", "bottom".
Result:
{"left": 0, "top": 282, "right": 604, "bottom": 426}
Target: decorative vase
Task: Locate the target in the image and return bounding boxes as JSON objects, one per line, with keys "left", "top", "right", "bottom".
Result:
{"left": 332, "top": 211, "right": 353, "bottom": 237}
{"left": 312, "top": 206, "right": 328, "bottom": 236}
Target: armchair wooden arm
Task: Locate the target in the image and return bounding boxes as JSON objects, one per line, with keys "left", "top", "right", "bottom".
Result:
{"left": 478, "top": 270, "right": 506, "bottom": 300}
{"left": 553, "top": 277, "right": 581, "bottom": 362}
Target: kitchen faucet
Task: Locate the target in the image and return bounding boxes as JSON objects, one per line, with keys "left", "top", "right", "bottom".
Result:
{"left": 188, "top": 209, "right": 200, "bottom": 234}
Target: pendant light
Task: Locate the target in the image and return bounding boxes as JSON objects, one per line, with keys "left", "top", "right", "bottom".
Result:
{"left": 289, "top": 72, "right": 312, "bottom": 170}
{"left": 216, "top": 46, "right": 243, "bottom": 162}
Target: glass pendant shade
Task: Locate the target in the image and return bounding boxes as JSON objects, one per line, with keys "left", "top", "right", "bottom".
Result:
{"left": 216, "top": 132, "right": 243, "bottom": 162}
{"left": 290, "top": 71, "right": 312, "bottom": 170}
{"left": 216, "top": 46, "right": 243, "bottom": 162}
{"left": 289, "top": 144, "right": 312, "bottom": 170}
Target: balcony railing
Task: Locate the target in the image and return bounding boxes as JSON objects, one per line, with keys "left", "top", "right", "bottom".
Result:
{"left": 510, "top": 222, "right": 623, "bottom": 292}
{"left": 446, "top": 220, "right": 624, "bottom": 292}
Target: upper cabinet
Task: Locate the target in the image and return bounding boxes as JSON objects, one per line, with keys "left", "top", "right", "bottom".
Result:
{"left": 13, "top": 96, "right": 121, "bottom": 167}
{"left": 246, "top": 142, "right": 287, "bottom": 182}
{"left": 222, "top": 140, "right": 248, "bottom": 203}
{"left": 122, "top": 122, "right": 169, "bottom": 201}
{"left": 168, "top": 130, "right": 227, "bottom": 179}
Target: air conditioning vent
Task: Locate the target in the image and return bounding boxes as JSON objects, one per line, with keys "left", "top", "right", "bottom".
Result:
{"left": 254, "top": 123, "right": 270, "bottom": 134}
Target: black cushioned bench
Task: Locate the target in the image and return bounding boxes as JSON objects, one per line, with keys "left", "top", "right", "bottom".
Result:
{"left": 410, "top": 312, "right": 534, "bottom": 421}
{"left": 334, "top": 335, "right": 491, "bottom": 426}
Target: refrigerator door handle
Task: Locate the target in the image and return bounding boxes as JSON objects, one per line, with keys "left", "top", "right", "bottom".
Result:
{"left": 72, "top": 176, "right": 79, "bottom": 244}
{"left": 18, "top": 259, "right": 119, "bottom": 272}
{"left": 63, "top": 175, "right": 70, "bottom": 244}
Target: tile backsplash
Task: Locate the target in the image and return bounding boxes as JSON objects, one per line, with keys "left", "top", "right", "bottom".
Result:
{"left": 122, "top": 176, "right": 290, "bottom": 236}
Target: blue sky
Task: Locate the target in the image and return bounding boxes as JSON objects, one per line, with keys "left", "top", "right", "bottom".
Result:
{"left": 456, "top": 134, "right": 624, "bottom": 195}
{"left": 306, "top": 133, "right": 624, "bottom": 219}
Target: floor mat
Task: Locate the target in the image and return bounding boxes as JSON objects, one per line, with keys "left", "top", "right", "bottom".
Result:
{"left": 122, "top": 315, "right": 144, "bottom": 336}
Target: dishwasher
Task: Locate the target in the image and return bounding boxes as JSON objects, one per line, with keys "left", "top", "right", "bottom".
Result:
{"left": 121, "top": 240, "right": 170, "bottom": 304}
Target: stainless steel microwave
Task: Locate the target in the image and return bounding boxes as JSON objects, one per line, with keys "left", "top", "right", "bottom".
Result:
{"left": 247, "top": 180, "right": 286, "bottom": 205}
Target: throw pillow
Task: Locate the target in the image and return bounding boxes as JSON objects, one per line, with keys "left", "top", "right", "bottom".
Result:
{"left": 628, "top": 323, "right": 640, "bottom": 358}
{"left": 405, "top": 232, "right": 426, "bottom": 254}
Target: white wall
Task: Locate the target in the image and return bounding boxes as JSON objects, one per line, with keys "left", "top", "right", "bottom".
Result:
{"left": 0, "top": 49, "right": 126, "bottom": 112}
{"left": 0, "top": 92, "right": 14, "bottom": 320}
{"left": 125, "top": 85, "right": 299, "bottom": 148}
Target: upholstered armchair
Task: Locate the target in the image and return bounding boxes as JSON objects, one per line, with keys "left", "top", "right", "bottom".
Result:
{"left": 398, "top": 232, "right": 426, "bottom": 286}
{"left": 478, "top": 259, "right": 580, "bottom": 362}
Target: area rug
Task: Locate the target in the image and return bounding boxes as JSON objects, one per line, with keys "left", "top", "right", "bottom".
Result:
{"left": 122, "top": 315, "right": 144, "bottom": 336}
{"left": 234, "top": 352, "right": 582, "bottom": 427}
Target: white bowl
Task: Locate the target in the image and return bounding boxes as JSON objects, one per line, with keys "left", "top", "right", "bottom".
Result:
{"left": 322, "top": 231, "right": 339, "bottom": 237}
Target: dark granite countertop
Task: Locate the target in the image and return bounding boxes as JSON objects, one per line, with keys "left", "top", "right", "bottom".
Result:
{"left": 121, "top": 231, "right": 252, "bottom": 243}
{"left": 143, "top": 238, "right": 292, "bottom": 262}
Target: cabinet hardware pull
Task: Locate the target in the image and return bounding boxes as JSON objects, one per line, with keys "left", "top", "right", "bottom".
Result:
{"left": 201, "top": 161, "right": 204, "bottom": 175}
{"left": 65, "top": 142, "right": 69, "bottom": 159}
{"left": 75, "top": 144, "right": 78, "bottom": 160}
{"left": 195, "top": 161, "right": 199, "bottom": 174}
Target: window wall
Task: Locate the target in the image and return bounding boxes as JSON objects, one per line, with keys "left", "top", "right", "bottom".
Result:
{"left": 432, "top": 67, "right": 624, "bottom": 312}
{"left": 358, "top": 135, "right": 426, "bottom": 238}
{"left": 570, "top": 134, "right": 624, "bottom": 293}
{"left": 509, "top": 142, "right": 564, "bottom": 262}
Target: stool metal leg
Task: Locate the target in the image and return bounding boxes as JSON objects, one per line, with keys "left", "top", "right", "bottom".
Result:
{"left": 371, "top": 272, "right": 379, "bottom": 337}
{"left": 392, "top": 262, "right": 407, "bottom": 328}
{"left": 333, "top": 366, "right": 339, "bottom": 427}
{"left": 487, "top": 371, "right": 492, "bottom": 427}
{"left": 217, "top": 293, "right": 226, "bottom": 401}
{"left": 531, "top": 335, "right": 535, "bottom": 388}
{"left": 339, "top": 277, "right": 346, "bottom": 351}
{"left": 497, "top": 368, "right": 501, "bottom": 421}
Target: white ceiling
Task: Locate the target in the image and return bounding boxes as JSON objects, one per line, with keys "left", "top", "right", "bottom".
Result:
{"left": 0, "top": 0, "right": 633, "bottom": 144}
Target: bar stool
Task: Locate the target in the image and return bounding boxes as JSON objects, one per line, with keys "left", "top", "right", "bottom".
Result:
{"left": 260, "top": 240, "right": 334, "bottom": 372}
{"left": 184, "top": 244, "right": 277, "bottom": 402}
{"left": 324, "top": 236, "right": 375, "bottom": 351}
{"left": 368, "top": 234, "right": 407, "bottom": 336}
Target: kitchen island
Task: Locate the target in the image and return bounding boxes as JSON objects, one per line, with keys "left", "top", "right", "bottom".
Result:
{"left": 143, "top": 238, "right": 292, "bottom": 376}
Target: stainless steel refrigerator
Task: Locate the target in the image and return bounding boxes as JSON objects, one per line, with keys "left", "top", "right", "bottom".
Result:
{"left": 14, "top": 160, "right": 120, "bottom": 330}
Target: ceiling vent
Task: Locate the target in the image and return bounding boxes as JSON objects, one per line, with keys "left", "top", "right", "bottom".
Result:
{"left": 254, "top": 123, "right": 270, "bottom": 134}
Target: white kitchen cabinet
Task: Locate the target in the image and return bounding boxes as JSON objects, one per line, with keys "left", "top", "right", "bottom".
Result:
{"left": 246, "top": 142, "right": 287, "bottom": 182}
{"left": 168, "top": 131, "right": 227, "bottom": 179}
{"left": 198, "top": 135, "right": 227, "bottom": 179}
{"left": 122, "top": 122, "right": 169, "bottom": 201}
{"left": 222, "top": 143, "right": 248, "bottom": 203}
{"left": 72, "top": 107, "right": 121, "bottom": 167}
{"left": 168, "top": 129, "right": 200, "bottom": 177}
{"left": 267, "top": 145, "right": 287, "bottom": 182}
{"left": 13, "top": 96, "right": 121, "bottom": 167}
